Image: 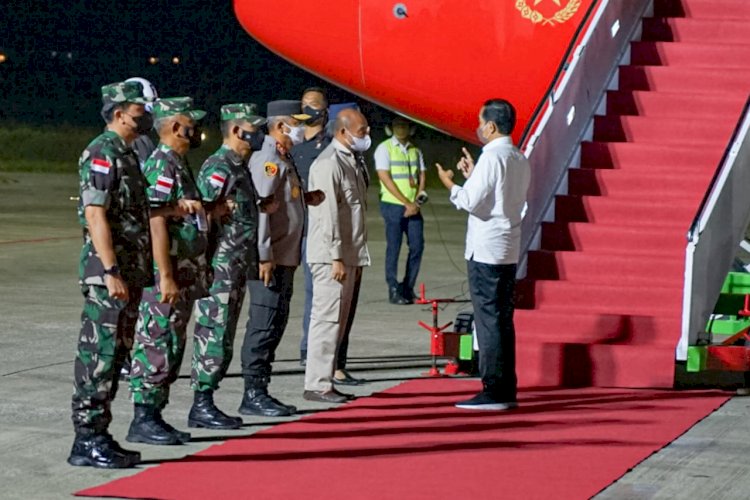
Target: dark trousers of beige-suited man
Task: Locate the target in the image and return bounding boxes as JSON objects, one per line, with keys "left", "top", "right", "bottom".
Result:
{"left": 305, "top": 264, "right": 363, "bottom": 392}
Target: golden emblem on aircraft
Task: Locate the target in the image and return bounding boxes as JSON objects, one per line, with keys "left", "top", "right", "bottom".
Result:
{"left": 515, "top": 0, "right": 582, "bottom": 26}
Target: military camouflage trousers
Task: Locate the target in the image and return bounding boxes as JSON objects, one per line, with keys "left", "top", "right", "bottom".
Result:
{"left": 191, "top": 278, "right": 247, "bottom": 392}
{"left": 72, "top": 285, "right": 141, "bottom": 432}
{"left": 129, "top": 283, "right": 194, "bottom": 407}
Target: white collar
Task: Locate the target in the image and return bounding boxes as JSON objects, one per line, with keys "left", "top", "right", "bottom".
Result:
{"left": 390, "top": 136, "right": 412, "bottom": 148}
{"left": 481, "top": 136, "right": 513, "bottom": 152}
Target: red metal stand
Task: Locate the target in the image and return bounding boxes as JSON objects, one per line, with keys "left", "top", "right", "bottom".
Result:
{"left": 416, "top": 283, "right": 471, "bottom": 377}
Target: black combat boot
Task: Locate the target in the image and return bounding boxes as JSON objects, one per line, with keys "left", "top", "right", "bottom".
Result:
{"left": 154, "top": 407, "right": 191, "bottom": 444}
{"left": 68, "top": 431, "right": 137, "bottom": 469}
{"left": 188, "top": 390, "right": 243, "bottom": 429}
{"left": 238, "top": 378, "right": 297, "bottom": 417}
{"left": 126, "top": 404, "right": 181, "bottom": 445}
{"left": 102, "top": 431, "right": 141, "bottom": 464}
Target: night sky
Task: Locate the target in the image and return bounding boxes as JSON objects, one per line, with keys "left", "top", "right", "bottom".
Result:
{"left": 0, "top": 0, "right": 367, "bottom": 128}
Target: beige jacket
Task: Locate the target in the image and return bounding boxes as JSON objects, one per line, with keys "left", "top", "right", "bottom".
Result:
{"left": 306, "top": 140, "right": 370, "bottom": 267}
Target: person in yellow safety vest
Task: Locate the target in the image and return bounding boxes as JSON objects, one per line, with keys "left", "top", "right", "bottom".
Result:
{"left": 374, "top": 116, "right": 426, "bottom": 304}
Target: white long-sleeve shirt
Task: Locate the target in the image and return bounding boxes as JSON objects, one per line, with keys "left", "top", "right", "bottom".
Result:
{"left": 449, "top": 136, "right": 530, "bottom": 265}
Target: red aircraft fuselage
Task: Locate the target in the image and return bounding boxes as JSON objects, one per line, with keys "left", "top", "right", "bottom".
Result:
{"left": 234, "top": 0, "right": 595, "bottom": 144}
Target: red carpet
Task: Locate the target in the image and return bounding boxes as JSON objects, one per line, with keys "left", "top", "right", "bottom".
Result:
{"left": 76, "top": 379, "right": 729, "bottom": 500}
{"left": 513, "top": 0, "right": 750, "bottom": 388}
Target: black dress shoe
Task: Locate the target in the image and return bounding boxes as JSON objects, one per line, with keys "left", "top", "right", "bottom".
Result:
{"left": 189, "top": 391, "right": 242, "bottom": 429}
{"left": 126, "top": 405, "right": 182, "bottom": 445}
{"left": 332, "top": 387, "right": 356, "bottom": 400}
{"left": 333, "top": 369, "right": 365, "bottom": 386}
{"left": 388, "top": 287, "right": 408, "bottom": 305}
{"left": 303, "top": 390, "right": 348, "bottom": 403}
{"left": 68, "top": 433, "right": 137, "bottom": 469}
{"left": 239, "top": 388, "right": 293, "bottom": 417}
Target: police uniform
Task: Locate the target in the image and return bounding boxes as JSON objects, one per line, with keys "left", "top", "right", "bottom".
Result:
{"left": 192, "top": 104, "right": 265, "bottom": 397}
{"left": 238, "top": 100, "right": 309, "bottom": 417}
{"left": 69, "top": 81, "right": 153, "bottom": 468}
{"left": 127, "top": 97, "right": 208, "bottom": 444}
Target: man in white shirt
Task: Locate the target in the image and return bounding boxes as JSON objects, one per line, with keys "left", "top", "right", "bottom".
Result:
{"left": 436, "top": 99, "right": 530, "bottom": 410}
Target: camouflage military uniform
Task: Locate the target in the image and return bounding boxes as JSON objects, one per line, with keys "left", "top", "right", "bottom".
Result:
{"left": 129, "top": 136, "right": 210, "bottom": 407}
{"left": 191, "top": 143, "right": 258, "bottom": 392}
{"left": 72, "top": 126, "right": 153, "bottom": 432}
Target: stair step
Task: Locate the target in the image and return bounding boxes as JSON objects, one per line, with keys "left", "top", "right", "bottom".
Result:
{"left": 514, "top": 309, "right": 681, "bottom": 346}
{"left": 631, "top": 41, "right": 750, "bottom": 68}
{"left": 568, "top": 168, "right": 712, "bottom": 198}
{"left": 606, "top": 90, "right": 747, "bottom": 118}
{"left": 517, "top": 342, "right": 676, "bottom": 388}
{"left": 642, "top": 17, "right": 750, "bottom": 44}
{"left": 619, "top": 65, "right": 750, "bottom": 93}
{"left": 541, "top": 222, "right": 686, "bottom": 255}
{"left": 517, "top": 280, "right": 682, "bottom": 317}
{"left": 653, "top": 0, "right": 750, "bottom": 20}
{"left": 580, "top": 141, "right": 723, "bottom": 171}
{"left": 593, "top": 115, "right": 736, "bottom": 145}
{"left": 554, "top": 195, "right": 699, "bottom": 226}
{"left": 527, "top": 250, "right": 684, "bottom": 286}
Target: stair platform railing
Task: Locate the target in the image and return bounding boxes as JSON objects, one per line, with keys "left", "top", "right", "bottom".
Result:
{"left": 518, "top": 0, "right": 651, "bottom": 276}
{"left": 679, "top": 96, "right": 750, "bottom": 361}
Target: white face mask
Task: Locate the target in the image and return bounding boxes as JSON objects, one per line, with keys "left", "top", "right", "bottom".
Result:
{"left": 284, "top": 122, "right": 305, "bottom": 145}
{"left": 346, "top": 130, "right": 372, "bottom": 152}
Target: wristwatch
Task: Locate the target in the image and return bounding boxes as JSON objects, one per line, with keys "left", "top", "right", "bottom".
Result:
{"left": 103, "top": 265, "right": 120, "bottom": 277}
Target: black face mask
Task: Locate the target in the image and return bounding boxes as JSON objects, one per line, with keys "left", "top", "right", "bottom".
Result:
{"left": 179, "top": 125, "right": 202, "bottom": 149}
{"left": 240, "top": 129, "right": 265, "bottom": 151}
{"left": 303, "top": 106, "right": 327, "bottom": 126}
{"left": 129, "top": 113, "right": 153, "bottom": 135}
{"left": 189, "top": 125, "right": 202, "bottom": 149}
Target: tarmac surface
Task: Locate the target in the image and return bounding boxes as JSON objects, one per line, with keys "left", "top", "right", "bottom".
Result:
{"left": 1, "top": 172, "right": 749, "bottom": 499}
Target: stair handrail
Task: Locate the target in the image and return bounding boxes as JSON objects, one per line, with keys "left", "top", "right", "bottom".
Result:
{"left": 679, "top": 96, "right": 750, "bottom": 361}
{"left": 518, "top": 0, "right": 651, "bottom": 273}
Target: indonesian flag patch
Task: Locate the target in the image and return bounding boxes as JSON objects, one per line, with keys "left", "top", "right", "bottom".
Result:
{"left": 91, "top": 158, "right": 111, "bottom": 174}
{"left": 155, "top": 175, "right": 174, "bottom": 194}
{"left": 209, "top": 173, "right": 226, "bottom": 188}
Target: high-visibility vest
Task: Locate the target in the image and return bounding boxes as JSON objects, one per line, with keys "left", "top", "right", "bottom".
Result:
{"left": 380, "top": 140, "right": 420, "bottom": 205}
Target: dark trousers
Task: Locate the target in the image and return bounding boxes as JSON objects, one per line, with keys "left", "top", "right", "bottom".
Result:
{"left": 467, "top": 259, "right": 517, "bottom": 401}
{"left": 300, "top": 237, "right": 313, "bottom": 355}
{"left": 380, "top": 201, "right": 424, "bottom": 293}
{"left": 241, "top": 265, "right": 296, "bottom": 384}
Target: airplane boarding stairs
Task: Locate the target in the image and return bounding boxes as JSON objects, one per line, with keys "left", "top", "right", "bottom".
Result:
{"left": 513, "top": 0, "right": 750, "bottom": 388}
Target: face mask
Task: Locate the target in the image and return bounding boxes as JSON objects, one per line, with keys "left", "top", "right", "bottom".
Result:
{"left": 303, "top": 106, "right": 327, "bottom": 125}
{"left": 189, "top": 125, "right": 202, "bottom": 149}
{"left": 127, "top": 112, "right": 153, "bottom": 135}
{"left": 346, "top": 130, "right": 372, "bottom": 152}
{"left": 284, "top": 122, "right": 305, "bottom": 145}
{"left": 476, "top": 122, "right": 489, "bottom": 145}
{"left": 179, "top": 125, "right": 202, "bottom": 149}
{"left": 240, "top": 129, "right": 265, "bottom": 151}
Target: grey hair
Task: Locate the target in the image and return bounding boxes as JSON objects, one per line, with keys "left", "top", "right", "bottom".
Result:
{"left": 154, "top": 116, "right": 177, "bottom": 135}
{"left": 266, "top": 116, "right": 286, "bottom": 129}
